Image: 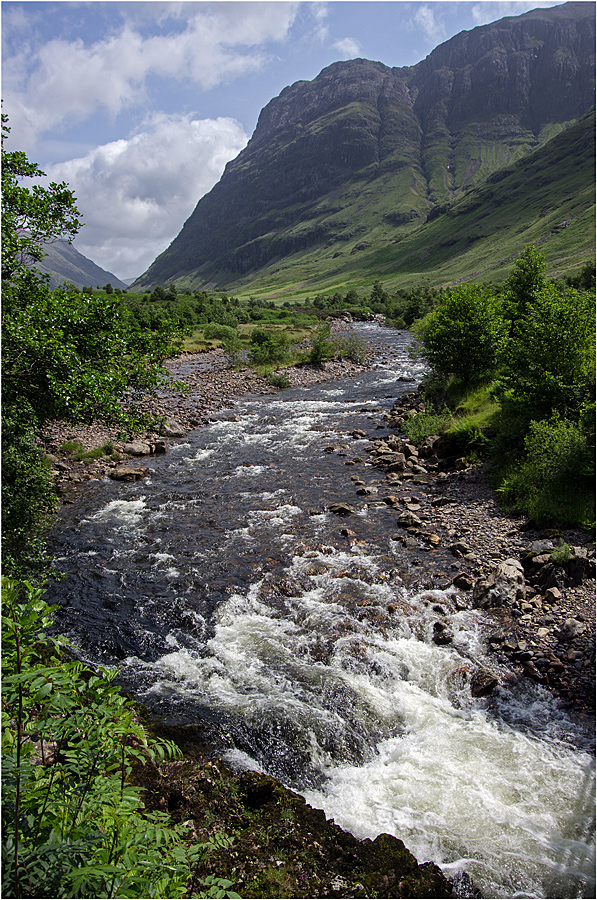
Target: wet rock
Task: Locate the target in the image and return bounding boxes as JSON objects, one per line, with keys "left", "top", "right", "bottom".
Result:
{"left": 374, "top": 452, "right": 407, "bottom": 472}
{"left": 432, "top": 622, "right": 453, "bottom": 645}
{"left": 110, "top": 465, "right": 151, "bottom": 482}
{"left": 328, "top": 503, "right": 358, "bottom": 517}
{"left": 472, "top": 558, "right": 525, "bottom": 609}
{"left": 452, "top": 572, "right": 474, "bottom": 591}
{"left": 159, "top": 418, "right": 186, "bottom": 437}
{"left": 470, "top": 668, "right": 499, "bottom": 697}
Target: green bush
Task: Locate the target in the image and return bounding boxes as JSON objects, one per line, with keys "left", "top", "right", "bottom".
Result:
{"left": 1, "top": 407, "right": 56, "bottom": 578}
{"left": 267, "top": 372, "right": 291, "bottom": 389}
{"left": 306, "top": 323, "right": 337, "bottom": 365}
{"left": 1, "top": 577, "right": 240, "bottom": 899}
{"left": 415, "top": 283, "right": 506, "bottom": 385}
{"left": 497, "top": 416, "right": 595, "bottom": 526}
{"left": 335, "top": 333, "right": 368, "bottom": 364}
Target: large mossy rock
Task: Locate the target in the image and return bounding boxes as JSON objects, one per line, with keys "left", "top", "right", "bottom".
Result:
{"left": 134, "top": 749, "right": 455, "bottom": 898}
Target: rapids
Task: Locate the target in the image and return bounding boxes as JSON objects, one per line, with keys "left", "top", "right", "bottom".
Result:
{"left": 46, "top": 325, "right": 595, "bottom": 898}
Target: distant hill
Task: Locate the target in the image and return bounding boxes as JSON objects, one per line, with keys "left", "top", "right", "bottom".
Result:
{"left": 133, "top": 1, "right": 596, "bottom": 297}
{"left": 33, "top": 241, "right": 128, "bottom": 291}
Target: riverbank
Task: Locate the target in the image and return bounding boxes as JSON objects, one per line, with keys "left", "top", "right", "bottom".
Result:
{"left": 40, "top": 348, "right": 375, "bottom": 491}
{"left": 357, "top": 390, "right": 595, "bottom": 717}
{"left": 42, "top": 342, "right": 595, "bottom": 717}
{"left": 38, "top": 332, "right": 594, "bottom": 898}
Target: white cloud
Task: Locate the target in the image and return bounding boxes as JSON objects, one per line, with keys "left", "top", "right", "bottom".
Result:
{"left": 46, "top": 114, "right": 248, "bottom": 280}
{"left": 410, "top": 3, "right": 446, "bottom": 43}
{"left": 332, "top": 37, "right": 361, "bottom": 59}
{"left": 2, "top": 2, "right": 299, "bottom": 150}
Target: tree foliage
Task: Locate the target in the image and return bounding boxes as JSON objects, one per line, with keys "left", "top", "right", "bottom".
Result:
{"left": 1, "top": 116, "right": 81, "bottom": 284}
{"left": 1, "top": 118, "right": 183, "bottom": 575}
{"left": 1, "top": 578, "right": 240, "bottom": 899}
{"left": 415, "top": 283, "right": 507, "bottom": 384}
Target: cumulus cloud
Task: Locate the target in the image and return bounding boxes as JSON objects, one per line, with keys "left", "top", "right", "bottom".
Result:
{"left": 46, "top": 114, "right": 248, "bottom": 279}
{"left": 2, "top": 2, "right": 299, "bottom": 149}
{"left": 410, "top": 3, "right": 446, "bottom": 43}
{"left": 332, "top": 37, "right": 361, "bottom": 59}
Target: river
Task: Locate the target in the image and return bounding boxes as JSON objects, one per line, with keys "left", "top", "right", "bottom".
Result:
{"left": 46, "top": 325, "right": 595, "bottom": 899}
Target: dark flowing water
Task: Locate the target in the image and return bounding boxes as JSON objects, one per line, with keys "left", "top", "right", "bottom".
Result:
{"left": 46, "top": 325, "right": 595, "bottom": 899}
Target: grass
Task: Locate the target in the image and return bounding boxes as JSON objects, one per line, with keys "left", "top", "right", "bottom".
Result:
{"left": 58, "top": 440, "right": 117, "bottom": 463}
{"left": 186, "top": 110, "right": 595, "bottom": 304}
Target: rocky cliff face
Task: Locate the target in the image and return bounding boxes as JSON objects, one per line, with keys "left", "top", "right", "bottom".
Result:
{"left": 135, "top": 1, "right": 595, "bottom": 289}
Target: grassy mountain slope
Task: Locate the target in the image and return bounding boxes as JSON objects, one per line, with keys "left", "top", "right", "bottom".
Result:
{"left": 192, "top": 108, "right": 596, "bottom": 302}
{"left": 133, "top": 2, "right": 595, "bottom": 297}
{"left": 33, "top": 240, "right": 128, "bottom": 291}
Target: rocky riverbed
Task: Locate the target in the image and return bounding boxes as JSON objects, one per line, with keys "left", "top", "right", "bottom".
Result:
{"left": 41, "top": 346, "right": 595, "bottom": 717}
{"left": 39, "top": 338, "right": 595, "bottom": 898}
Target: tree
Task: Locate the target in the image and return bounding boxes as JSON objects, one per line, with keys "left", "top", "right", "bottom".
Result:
{"left": 416, "top": 283, "right": 506, "bottom": 384}
{"left": 1, "top": 119, "right": 183, "bottom": 574}
{"left": 501, "top": 281, "right": 595, "bottom": 420}
{"left": 1, "top": 115, "right": 81, "bottom": 284}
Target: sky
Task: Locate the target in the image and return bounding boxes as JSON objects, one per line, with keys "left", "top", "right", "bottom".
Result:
{"left": 1, "top": 0, "right": 570, "bottom": 281}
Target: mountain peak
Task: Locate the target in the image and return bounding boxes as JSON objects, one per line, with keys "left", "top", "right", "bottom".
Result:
{"left": 134, "top": 2, "right": 595, "bottom": 293}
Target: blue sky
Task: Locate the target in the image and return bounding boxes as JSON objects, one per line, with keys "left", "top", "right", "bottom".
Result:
{"left": 2, "top": 1, "right": 568, "bottom": 280}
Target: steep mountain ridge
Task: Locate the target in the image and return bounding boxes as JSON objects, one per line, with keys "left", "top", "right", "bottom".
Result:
{"left": 33, "top": 240, "right": 128, "bottom": 291}
{"left": 134, "top": 1, "right": 595, "bottom": 292}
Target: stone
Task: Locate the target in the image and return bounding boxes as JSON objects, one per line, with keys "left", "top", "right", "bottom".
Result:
{"left": 396, "top": 511, "right": 423, "bottom": 528}
{"left": 452, "top": 572, "right": 474, "bottom": 591}
{"left": 470, "top": 668, "right": 499, "bottom": 697}
{"left": 159, "top": 418, "right": 186, "bottom": 437}
{"left": 328, "top": 503, "right": 357, "bottom": 516}
{"left": 557, "top": 618, "right": 585, "bottom": 642}
{"left": 450, "top": 542, "right": 470, "bottom": 557}
{"left": 544, "top": 587, "right": 562, "bottom": 604}
{"left": 472, "top": 558, "right": 525, "bottom": 609}
{"left": 123, "top": 441, "right": 153, "bottom": 456}
{"left": 110, "top": 466, "right": 150, "bottom": 482}
{"left": 152, "top": 440, "right": 167, "bottom": 454}
{"left": 432, "top": 622, "right": 453, "bottom": 645}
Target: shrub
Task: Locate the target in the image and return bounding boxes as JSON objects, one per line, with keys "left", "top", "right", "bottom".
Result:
{"left": 497, "top": 416, "right": 595, "bottom": 526}
{"left": 306, "top": 323, "right": 337, "bottom": 365}
{"left": 267, "top": 372, "right": 291, "bottom": 389}
{"left": 415, "top": 283, "right": 506, "bottom": 385}
{"left": 1, "top": 578, "right": 240, "bottom": 899}
{"left": 335, "top": 333, "right": 368, "bottom": 364}
{"left": 1, "top": 407, "right": 56, "bottom": 578}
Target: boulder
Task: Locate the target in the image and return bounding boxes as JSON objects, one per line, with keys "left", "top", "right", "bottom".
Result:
{"left": 432, "top": 622, "right": 453, "bottom": 645}
{"left": 470, "top": 668, "right": 499, "bottom": 697}
{"left": 396, "top": 511, "right": 423, "bottom": 528}
{"left": 473, "top": 558, "right": 525, "bottom": 608}
{"left": 159, "top": 418, "right": 186, "bottom": 437}
{"left": 110, "top": 466, "right": 150, "bottom": 482}
{"left": 123, "top": 441, "right": 153, "bottom": 456}
{"left": 556, "top": 618, "right": 585, "bottom": 642}
{"left": 452, "top": 572, "right": 474, "bottom": 591}
{"left": 328, "top": 503, "right": 357, "bottom": 517}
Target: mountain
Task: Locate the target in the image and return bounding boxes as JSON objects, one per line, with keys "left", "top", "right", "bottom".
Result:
{"left": 134, "top": 1, "right": 595, "bottom": 296}
{"left": 33, "top": 241, "right": 128, "bottom": 291}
